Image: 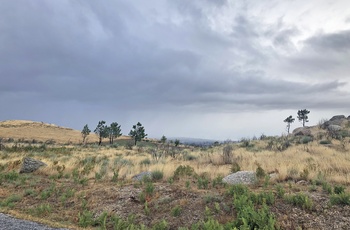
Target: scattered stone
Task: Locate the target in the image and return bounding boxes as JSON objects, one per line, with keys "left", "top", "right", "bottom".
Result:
{"left": 293, "top": 127, "right": 312, "bottom": 136}
{"left": 19, "top": 157, "right": 47, "bottom": 173}
{"left": 132, "top": 171, "right": 152, "bottom": 181}
{"left": 327, "top": 125, "right": 342, "bottom": 132}
{"left": 222, "top": 171, "right": 256, "bottom": 185}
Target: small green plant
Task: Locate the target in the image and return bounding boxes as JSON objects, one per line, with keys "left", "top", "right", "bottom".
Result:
{"left": 322, "top": 182, "right": 333, "bottom": 194}
{"left": 214, "top": 202, "right": 221, "bottom": 213}
{"left": 152, "top": 220, "right": 168, "bottom": 230}
{"left": 112, "top": 170, "right": 119, "bottom": 182}
{"left": 95, "top": 211, "right": 108, "bottom": 229}
{"left": 171, "top": 205, "right": 182, "bottom": 217}
{"left": 256, "top": 164, "right": 266, "bottom": 180}
{"left": 330, "top": 192, "right": 350, "bottom": 205}
{"left": 151, "top": 170, "right": 164, "bottom": 181}
{"left": 173, "top": 165, "right": 195, "bottom": 180}
{"left": 212, "top": 175, "right": 225, "bottom": 188}
{"left": 185, "top": 181, "right": 191, "bottom": 189}
{"left": 319, "top": 140, "right": 331, "bottom": 145}
{"left": 145, "top": 182, "right": 155, "bottom": 196}
{"left": 144, "top": 201, "right": 150, "bottom": 215}
{"left": 1, "top": 194, "right": 21, "bottom": 207}
{"left": 78, "top": 210, "right": 94, "bottom": 227}
{"left": 34, "top": 203, "right": 52, "bottom": 216}
{"left": 24, "top": 189, "right": 36, "bottom": 197}
{"left": 334, "top": 185, "right": 345, "bottom": 194}
{"left": 197, "top": 176, "right": 209, "bottom": 190}
{"left": 275, "top": 184, "right": 285, "bottom": 198}
{"left": 284, "top": 193, "right": 313, "bottom": 210}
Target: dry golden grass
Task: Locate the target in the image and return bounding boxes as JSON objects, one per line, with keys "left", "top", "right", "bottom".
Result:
{"left": 1, "top": 138, "right": 349, "bottom": 185}
{"left": 2, "top": 122, "right": 350, "bottom": 229}
{"left": 0, "top": 120, "right": 131, "bottom": 144}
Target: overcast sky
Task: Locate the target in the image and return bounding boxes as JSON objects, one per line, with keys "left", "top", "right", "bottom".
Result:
{"left": 1, "top": 0, "right": 350, "bottom": 140}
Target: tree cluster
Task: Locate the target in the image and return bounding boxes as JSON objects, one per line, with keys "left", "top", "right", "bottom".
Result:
{"left": 284, "top": 109, "right": 310, "bottom": 134}
{"left": 81, "top": 121, "right": 147, "bottom": 146}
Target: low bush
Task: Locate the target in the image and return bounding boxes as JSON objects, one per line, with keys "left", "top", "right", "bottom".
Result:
{"left": 284, "top": 193, "right": 313, "bottom": 210}
{"left": 330, "top": 192, "right": 350, "bottom": 205}
{"left": 151, "top": 170, "right": 164, "bottom": 181}
{"left": 173, "top": 165, "right": 195, "bottom": 180}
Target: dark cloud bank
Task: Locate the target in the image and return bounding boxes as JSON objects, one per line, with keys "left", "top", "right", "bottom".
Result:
{"left": 1, "top": 1, "right": 349, "bottom": 139}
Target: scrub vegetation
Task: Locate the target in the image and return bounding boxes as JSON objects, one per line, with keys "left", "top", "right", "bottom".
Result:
{"left": 1, "top": 119, "right": 350, "bottom": 229}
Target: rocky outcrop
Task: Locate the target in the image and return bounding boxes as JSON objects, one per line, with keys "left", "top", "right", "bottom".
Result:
{"left": 293, "top": 127, "right": 312, "bottom": 136}
{"left": 19, "top": 157, "right": 47, "bottom": 173}
{"left": 327, "top": 125, "right": 342, "bottom": 132}
{"left": 321, "top": 115, "right": 349, "bottom": 129}
{"left": 222, "top": 171, "right": 256, "bottom": 185}
{"left": 132, "top": 172, "right": 152, "bottom": 181}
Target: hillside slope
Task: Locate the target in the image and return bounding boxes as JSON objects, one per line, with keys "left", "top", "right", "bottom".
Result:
{"left": 0, "top": 120, "right": 130, "bottom": 144}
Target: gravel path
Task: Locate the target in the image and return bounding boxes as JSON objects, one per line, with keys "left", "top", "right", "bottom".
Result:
{"left": 0, "top": 213, "right": 68, "bottom": 230}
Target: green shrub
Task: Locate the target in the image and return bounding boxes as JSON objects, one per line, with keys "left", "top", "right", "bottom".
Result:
{"left": 322, "top": 182, "right": 333, "bottom": 194}
{"left": 151, "top": 170, "right": 164, "bottom": 181}
{"left": 197, "top": 177, "right": 209, "bottom": 190}
{"left": 256, "top": 164, "right": 266, "bottom": 180}
{"left": 24, "top": 189, "right": 36, "bottom": 197}
{"left": 78, "top": 210, "right": 94, "bottom": 227}
{"left": 330, "top": 192, "right": 350, "bottom": 205}
{"left": 284, "top": 193, "right": 313, "bottom": 210}
{"left": 173, "top": 165, "right": 195, "bottom": 180}
{"left": 171, "top": 205, "right": 182, "bottom": 217}
{"left": 301, "top": 136, "right": 313, "bottom": 144}
{"left": 319, "top": 140, "right": 331, "bottom": 145}
{"left": 334, "top": 185, "right": 345, "bottom": 195}
{"left": 275, "top": 184, "right": 285, "bottom": 198}
{"left": 34, "top": 204, "right": 52, "bottom": 216}
{"left": 233, "top": 194, "right": 277, "bottom": 229}
{"left": 152, "top": 220, "right": 168, "bottom": 230}
{"left": 1, "top": 194, "right": 21, "bottom": 207}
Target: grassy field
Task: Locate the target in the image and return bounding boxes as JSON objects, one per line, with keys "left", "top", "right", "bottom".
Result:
{"left": 1, "top": 120, "right": 350, "bottom": 229}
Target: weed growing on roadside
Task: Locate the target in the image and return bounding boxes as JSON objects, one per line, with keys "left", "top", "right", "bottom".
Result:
{"left": 1, "top": 194, "right": 21, "bottom": 208}
{"left": 275, "top": 184, "right": 285, "bottom": 198}
{"left": 33, "top": 203, "right": 52, "bottom": 216}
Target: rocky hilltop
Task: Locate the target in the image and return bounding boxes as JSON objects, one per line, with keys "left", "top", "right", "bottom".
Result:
{"left": 292, "top": 115, "right": 350, "bottom": 138}
{"left": 0, "top": 120, "right": 97, "bottom": 144}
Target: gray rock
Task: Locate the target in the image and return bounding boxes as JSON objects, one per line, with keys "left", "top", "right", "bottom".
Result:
{"left": 222, "top": 171, "right": 256, "bottom": 185}
{"left": 132, "top": 172, "right": 152, "bottom": 181}
{"left": 19, "top": 157, "right": 47, "bottom": 173}
{"left": 328, "top": 125, "right": 342, "bottom": 132}
{"left": 322, "top": 115, "right": 348, "bottom": 128}
{"left": 330, "top": 115, "right": 346, "bottom": 121}
{"left": 293, "top": 127, "right": 312, "bottom": 136}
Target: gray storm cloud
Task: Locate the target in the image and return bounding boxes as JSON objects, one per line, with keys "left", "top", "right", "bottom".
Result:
{"left": 1, "top": 0, "right": 349, "bottom": 139}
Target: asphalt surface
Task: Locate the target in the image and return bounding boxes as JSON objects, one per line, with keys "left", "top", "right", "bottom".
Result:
{"left": 0, "top": 213, "right": 68, "bottom": 230}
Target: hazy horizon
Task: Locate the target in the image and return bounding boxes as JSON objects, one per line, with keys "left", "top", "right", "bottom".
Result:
{"left": 1, "top": 1, "right": 350, "bottom": 140}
